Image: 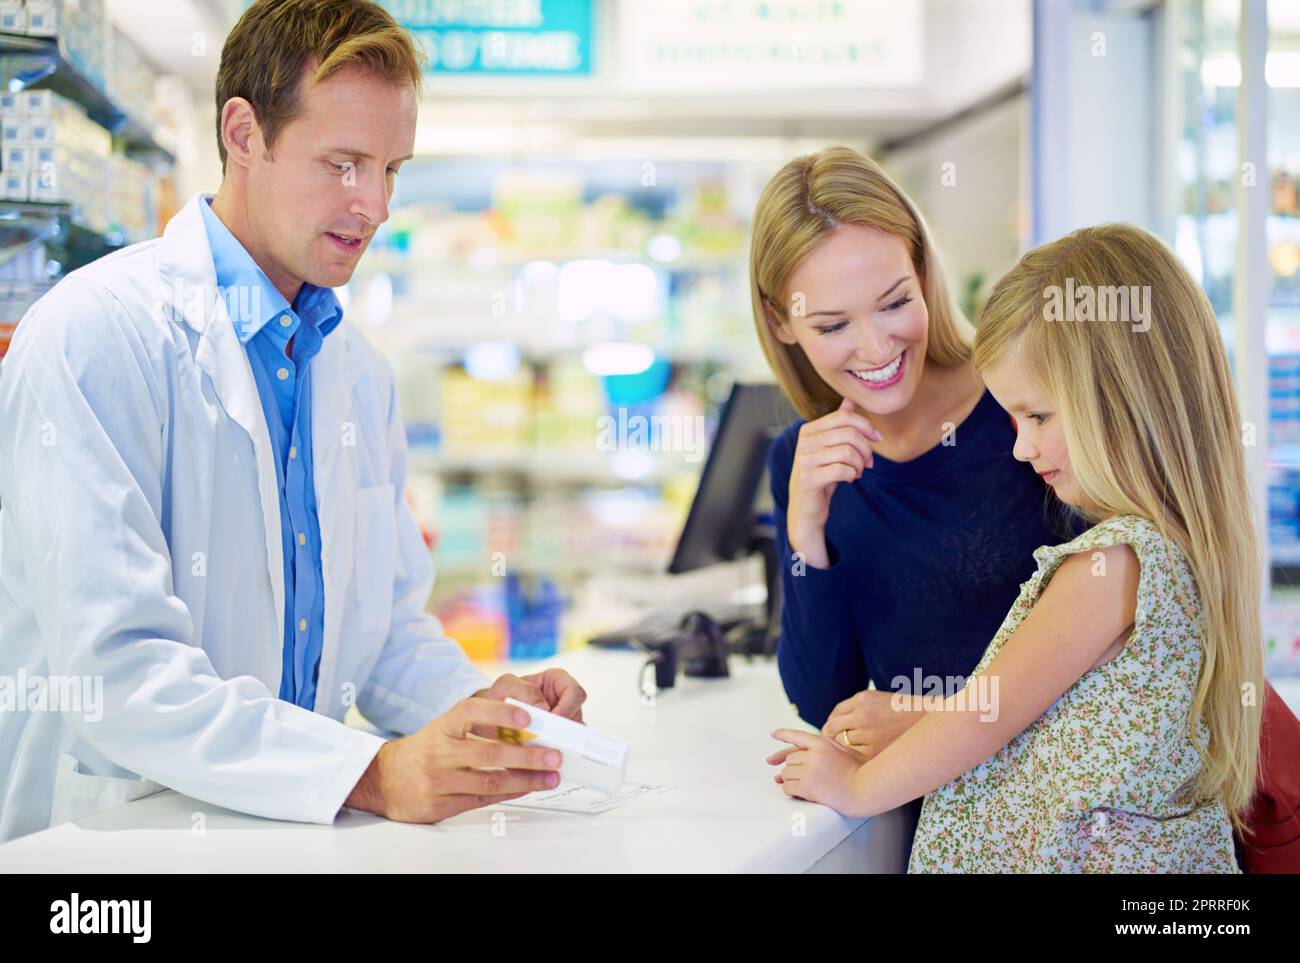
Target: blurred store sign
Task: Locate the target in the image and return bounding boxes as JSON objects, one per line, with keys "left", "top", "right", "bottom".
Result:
{"left": 618, "top": 0, "right": 924, "bottom": 92}
{"left": 383, "top": 0, "right": 594, "bottom": 76}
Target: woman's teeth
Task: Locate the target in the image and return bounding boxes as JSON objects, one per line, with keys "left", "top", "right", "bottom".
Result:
{"left": 849, "top": 354, "right": 903, "bottom": 384}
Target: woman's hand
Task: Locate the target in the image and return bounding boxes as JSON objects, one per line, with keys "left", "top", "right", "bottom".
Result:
{"left": 768, "top": 728, "right": 870, "bottom": 817}
{"left": 787, "top": 397, "right": 882, "bottom": 568}
{"left": 821, "top": 689, "right": 924, "bottom": 761}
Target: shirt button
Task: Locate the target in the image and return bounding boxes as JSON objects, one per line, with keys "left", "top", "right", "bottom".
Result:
{"left": 289, "top": 445, "right": 297, "bottom": 459}
{"left": 298, "top": 532, "right": 306, "bottom": 546}
{"left": 298, "top": 618, "right": 308, "bottom": 632}
{"left": 279, "top": 314, "right": 292, "bottom": 327}
{"left": 276, "top": 367, "right": 289, "bottom": 381}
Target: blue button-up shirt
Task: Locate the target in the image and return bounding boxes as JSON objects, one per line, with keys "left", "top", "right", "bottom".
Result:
{"left": 199, "top": 197, "right": 342, "bottom": 710}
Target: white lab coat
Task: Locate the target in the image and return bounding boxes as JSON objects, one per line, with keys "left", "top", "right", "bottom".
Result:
{"left": 0, "top": 192, "right": 489, "bottom": 843}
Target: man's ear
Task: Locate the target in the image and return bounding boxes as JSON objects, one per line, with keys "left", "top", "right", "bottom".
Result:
{"left": 219, "top": 97, "right": 259, "bottom": 170}
{"left": 762, "top": 297, "right": 798, "bottom": 346}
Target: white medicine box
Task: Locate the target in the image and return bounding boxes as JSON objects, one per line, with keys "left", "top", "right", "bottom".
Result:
{"left": 20, "top": 91, "right": 55, "bottom": 115}
{"left": 0, "top": 2, "right": 26, "bottom": 34}
{"left": 2, "top": 145, "right": 32, "bottom": 172}
{"left": 1, "top": 170, "right": 28, "bottom": 201}
{"left": 25, "top": 2, "right": 57, "bottom": 38}
{"left": 1, "top": 117, "right": 26, "bottom": 146}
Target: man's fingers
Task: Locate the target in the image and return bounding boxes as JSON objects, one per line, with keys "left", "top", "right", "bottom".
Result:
{"left": 520, "top": 669, "right": 588, "bottom": 720}
{"left": 477, "top": 791, "right": 534, "bottom": 806}
{"left": 454, "top": 739, "right": 562, "bottom": 773}
{"left": 550, "top": 683, "right": 586, "bottom": 720}
{"left": 441, "top": 768, "right": 559, "bottom": 797}
{"left": 430, "top": 791, "right": 533, "bottom": 821}
{"left": 488, "top": 673, "right": 548, "bottom": 709}
{"left": 449, "top": 697, "right": 534, "bottom": 735}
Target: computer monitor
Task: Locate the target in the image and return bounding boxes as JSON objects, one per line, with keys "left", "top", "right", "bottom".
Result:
{"left": 586, "top": 381, "right": 798, "bottom": 656}
{"left": 668, "top": 381, "right": 797, "bottom": 575}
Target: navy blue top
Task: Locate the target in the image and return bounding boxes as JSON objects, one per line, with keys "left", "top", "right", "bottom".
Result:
{"left": 768, "top": 389, "right": 1075, "bottom": 728}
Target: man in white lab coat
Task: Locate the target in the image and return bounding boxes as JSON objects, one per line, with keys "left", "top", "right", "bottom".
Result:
{"left": 0, "top": 0, "right": 586, "bottom": 843}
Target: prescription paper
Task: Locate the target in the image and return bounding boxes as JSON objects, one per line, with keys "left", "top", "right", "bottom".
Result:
{"left": 499, "top": 781, "right": 674, "bottom": 814}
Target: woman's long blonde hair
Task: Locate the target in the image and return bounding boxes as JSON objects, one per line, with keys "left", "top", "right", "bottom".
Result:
{"left": 972, "top": 224, "right": 1263, "bottom": 831}
{"left": 750, "top": 147, "right": 974, "bottom": 420}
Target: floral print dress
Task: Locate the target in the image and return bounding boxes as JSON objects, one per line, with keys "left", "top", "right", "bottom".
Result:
{"left": 908, "top": 513, "right": 1240, "bottom": 873}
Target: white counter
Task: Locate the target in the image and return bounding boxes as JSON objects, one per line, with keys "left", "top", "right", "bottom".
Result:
{"left": 0, "top": 646, "right": 916, "bottom": 873}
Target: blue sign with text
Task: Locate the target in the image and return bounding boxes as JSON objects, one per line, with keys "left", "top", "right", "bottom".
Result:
{"left": 383, "top": 0, "right": 594, "bottom": 76}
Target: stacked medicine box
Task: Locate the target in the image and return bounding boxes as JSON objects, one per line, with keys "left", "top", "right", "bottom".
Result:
{"left": 0, "top": 89, "right": 112, "bottom": 234}
{"left": 0, "top": 2, "right": 152, "bottom": 132}
{"left": 1, "top": 1, "right": 109, "bottom": 93}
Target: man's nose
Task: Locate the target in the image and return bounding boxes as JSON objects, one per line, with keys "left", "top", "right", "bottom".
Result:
{"left": 350, "top": 168, "right": 391, "bottom": 228}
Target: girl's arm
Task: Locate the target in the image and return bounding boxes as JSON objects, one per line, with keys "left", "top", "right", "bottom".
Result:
{"left": 844, "top": 543, "right": 1140, "bottom": 816}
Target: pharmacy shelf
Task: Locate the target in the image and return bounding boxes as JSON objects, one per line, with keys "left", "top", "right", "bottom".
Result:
{"left": 353, "top": 251, "right": 743, "bottom": 279}
{"left": 410, "top": 448, "right": 701, "bottom": 486}
{"left": 0, "top": 30, "right": 174, "bottom": 165}
{"left": 399, "top": 339, "right": 730, "bottom": 367}
{"left": 0, "top": 199, "right": 63, "bottom": 264}
{"left": 0, "top": 198, "right": 120, "bottom": 271}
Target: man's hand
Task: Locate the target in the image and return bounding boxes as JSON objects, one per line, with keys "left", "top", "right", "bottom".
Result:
{"left": 520, "top": 668, "right": 585, "bottom": 722}
{"left": 344, "top": 697, "right": 561, "bottom": 823}
{"left": 472, "top": 669, "right": 587, "bottom": 727}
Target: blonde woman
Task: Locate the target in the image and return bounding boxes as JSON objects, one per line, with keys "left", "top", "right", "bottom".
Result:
{"left": 771, "top": 224, "right": 1262, "bottom": 872}
{"left": 751, "top": 146, "right": 1071, "bottom": 754}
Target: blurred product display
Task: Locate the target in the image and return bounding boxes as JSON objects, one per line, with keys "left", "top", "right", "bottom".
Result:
{"left": 0, "top": 0, "right": 1295, "bottom": 690}
{"left": 0, "top": 0, "right": 175, "bottom": 342}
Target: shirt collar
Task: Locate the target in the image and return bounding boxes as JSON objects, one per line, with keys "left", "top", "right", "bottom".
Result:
{"left": 198, "top": 195, "right": 343, "bottom": 344}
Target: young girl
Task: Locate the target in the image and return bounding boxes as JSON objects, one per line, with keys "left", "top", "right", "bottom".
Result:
{"left": 769, "top": 224, "right": 1264, "bottom": 872}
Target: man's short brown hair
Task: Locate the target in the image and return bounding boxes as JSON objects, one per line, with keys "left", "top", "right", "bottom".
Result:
{"left": 215, "top": 0, "right": 425, "bottom": 173}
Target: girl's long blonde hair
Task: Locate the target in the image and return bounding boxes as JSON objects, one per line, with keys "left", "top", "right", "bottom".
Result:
{"left": 972, "top": 224, "right": 1263, "bottom": 831}
{"left": 750, "top": 147, "right": 975, "bottom": 420}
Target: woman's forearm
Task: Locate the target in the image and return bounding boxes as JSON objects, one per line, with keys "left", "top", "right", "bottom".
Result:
{"left": 787, "top": 524, "right": 830, "bottom": 570}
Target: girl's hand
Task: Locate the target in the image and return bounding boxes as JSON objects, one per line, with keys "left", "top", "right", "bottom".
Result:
{"left": 821, "top": 689, "right": 923, "bottom": 761}
{"left": 768, "top": 728, "right": 869, "bottom": 817}
{"left": 787, "top": 398, "right": 883, "bottom": 569}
